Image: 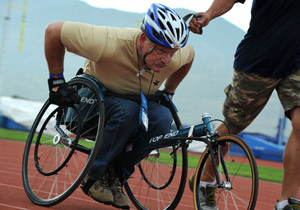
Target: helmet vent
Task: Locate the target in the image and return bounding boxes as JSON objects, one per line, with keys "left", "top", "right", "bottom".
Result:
{"left": 180, "top": 22, "right": 184, "bottom": 36}
{"left": 164, "top": 34, "right": 173, "bottom": 44}
{"left": 150, "top": 12, "right": 155, "bottom": 21}
{"left": 170, "top": 13, "right": 177, "bottom": 21}
{"left": 158, "top": 18, "right": 166, "bottom": 30}
{"left": 167, "top": 22, "right": 175, "bottom": 36}
{"left": 181, "top": 36, "right": 187, "bottom": 45}
{"left": 175, "top": 28, "right": 180, "bottom": 41}
{"left": 152, "top": 29, "right": 164, "bottom": 42}
{"left": 158, "top": 10, "right": 166, "bottom": 19}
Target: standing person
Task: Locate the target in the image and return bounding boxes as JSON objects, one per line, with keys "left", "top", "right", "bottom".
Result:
{"left": 44, "top": 3, "right": 194, "bottom": 210}
{"left": 189, "top": 0, "right": 300, "bottom": 210}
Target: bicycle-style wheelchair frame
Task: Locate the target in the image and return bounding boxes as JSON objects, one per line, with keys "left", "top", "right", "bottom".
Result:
{"left": 22, "top": 74, "right": 259, "bottom": 210}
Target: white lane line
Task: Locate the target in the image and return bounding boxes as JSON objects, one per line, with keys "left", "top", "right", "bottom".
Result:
{"left": 0, "top": 203, "right": 30, "bottom": 210}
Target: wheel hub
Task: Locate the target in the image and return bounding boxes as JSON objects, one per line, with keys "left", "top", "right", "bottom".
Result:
{"left": 53, "top": 134, "right": 61, "bottom": 145}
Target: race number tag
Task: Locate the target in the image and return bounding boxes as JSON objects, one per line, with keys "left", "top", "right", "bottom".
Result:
{"left": 139, "top": 91, "right": 149, "bottom": 132}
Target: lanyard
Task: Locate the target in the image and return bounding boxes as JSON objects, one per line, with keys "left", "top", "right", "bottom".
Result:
{"left": 139, "top": 91, "right": 149, "bottom": 132}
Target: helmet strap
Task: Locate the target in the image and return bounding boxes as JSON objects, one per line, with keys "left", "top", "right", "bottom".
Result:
{"left": 136, "top": 46, "right": 154, "bottom": 77}
{"left": 136, "top": 47, "right": 156, "bottom": 96}
{"left": 138, "top": 47, "right": 151, "bottom": 72}
{"left": 137, "top": 32, "right": 157, "bottom": 72}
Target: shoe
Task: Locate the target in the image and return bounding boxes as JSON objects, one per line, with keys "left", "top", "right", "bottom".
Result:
{"left": 199, "top": 185, "right": 218, "bottom": 210}
{"left": 81, "top": 174, "right": 114, "bottom": 205}
{"left": 189, "top": 174, "right": 218, "bottom": 210}
{"left": 189, "top": 174, "right": 195, "bottom": 192}
{"left": 109, "top": 175, "right": 131, "bottom": 209}
{"left": 275, "top": 198, "right": 300, "bottom": 210}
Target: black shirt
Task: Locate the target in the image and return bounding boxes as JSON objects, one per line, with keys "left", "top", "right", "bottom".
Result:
{"left": 234, "top": 0, "right": 300, "bottom": 78}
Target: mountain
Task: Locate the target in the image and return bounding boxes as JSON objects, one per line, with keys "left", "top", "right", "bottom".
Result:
{"left": 0, "top": 0, "right": 288, "bottom": 136}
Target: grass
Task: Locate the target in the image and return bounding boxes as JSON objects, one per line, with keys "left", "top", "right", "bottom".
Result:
{"left": 155, "top": 149, "right": 283, "bottom": 183}
{"left": 0, "top": 128, "right": 283, "bottom": 183}
{"left": 0, "top": 128, "right": 30, "bottom": 141}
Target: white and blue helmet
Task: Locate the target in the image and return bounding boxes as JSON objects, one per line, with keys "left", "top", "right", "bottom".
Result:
{"left": 141, "top": 3, "right": 189, "bottom": 49}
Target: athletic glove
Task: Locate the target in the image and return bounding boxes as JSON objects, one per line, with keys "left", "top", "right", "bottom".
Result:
{"left": 48, "top": 78, "right": 80, "bottom": 107}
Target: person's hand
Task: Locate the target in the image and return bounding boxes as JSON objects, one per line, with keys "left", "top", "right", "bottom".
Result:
{"left": 162, "top": 88, "right": 175, "bottom": 101}
{"left": 48, "top": 78, "right": 80, "bottom": 107}
{"left": 189, "top": 12, "right": 211, "bottom": 34}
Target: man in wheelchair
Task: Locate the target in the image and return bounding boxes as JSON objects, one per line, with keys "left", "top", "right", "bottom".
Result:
{"left": 44, "top": 3, "right": 195, "bottom": 209}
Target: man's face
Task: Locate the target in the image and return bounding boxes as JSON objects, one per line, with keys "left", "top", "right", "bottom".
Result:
{"left": 141, "top": 35, "right": 178, "bottom": 73}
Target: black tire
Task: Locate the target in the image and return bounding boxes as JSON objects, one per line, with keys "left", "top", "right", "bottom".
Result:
{"left": 124, "top": 111, "right": 188, "bottom": 210}
{"left": 193, "top": 135, "right": 259, "bottom": 210}
{"left": 22, "top": 76, "right": 105, "bottom": 206}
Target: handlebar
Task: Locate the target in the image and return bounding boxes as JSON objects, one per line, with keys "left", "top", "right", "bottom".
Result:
{"left": 183, "top": 13, "right": 203, "bottom": 35}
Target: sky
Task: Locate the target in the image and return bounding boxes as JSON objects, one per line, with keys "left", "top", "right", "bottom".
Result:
{"left": 81, "top": 0, "right": 252, "bottom": 31}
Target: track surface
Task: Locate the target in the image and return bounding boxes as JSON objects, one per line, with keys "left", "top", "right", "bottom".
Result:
{"left": 0, "top": 139, "right": 299, "bottom": 210}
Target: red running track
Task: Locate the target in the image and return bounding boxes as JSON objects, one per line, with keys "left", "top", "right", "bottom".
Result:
{"left": 0, "top": 139, "right": 299, "bottom": 210}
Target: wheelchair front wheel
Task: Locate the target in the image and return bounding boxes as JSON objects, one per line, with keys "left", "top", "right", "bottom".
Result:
{"left": 22, "top": 77, "right": 105, "bottom": 206}
{"left": 193, "top": 135, "right": 259, "bottom": 210}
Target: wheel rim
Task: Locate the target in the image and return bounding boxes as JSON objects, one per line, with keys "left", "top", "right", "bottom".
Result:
{"left": 194, "top": 135, "right": 258, "bottom": 210}
{"left": 22, "top": 78, "right": 105, "bottom": 206}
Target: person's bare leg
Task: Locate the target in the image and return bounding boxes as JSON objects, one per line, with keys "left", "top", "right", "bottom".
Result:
{"left": 200, "top": 122, "right": 238, "bottom": 182}
{"left": 280, "top": 107, "right": 300, "bottom": 201}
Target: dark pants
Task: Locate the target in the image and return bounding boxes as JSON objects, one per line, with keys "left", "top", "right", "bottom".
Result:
{"left": 88, "top": 96, "right": 172, "bottom": 181}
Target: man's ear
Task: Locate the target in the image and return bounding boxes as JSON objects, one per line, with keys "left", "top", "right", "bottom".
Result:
{"left": 139, "top": 32, "right": 147, "bottom": 47}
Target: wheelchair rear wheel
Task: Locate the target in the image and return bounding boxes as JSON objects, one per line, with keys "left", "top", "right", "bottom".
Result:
{"left": 22, "top": 76, "right": 105, "bottom": 206}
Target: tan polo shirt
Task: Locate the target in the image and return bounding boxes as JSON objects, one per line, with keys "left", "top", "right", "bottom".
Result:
{"left": 61, "top": 22, "right": 194, "bottom": 95}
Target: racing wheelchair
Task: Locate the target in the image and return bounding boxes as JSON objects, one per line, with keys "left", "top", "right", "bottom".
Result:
{"left": 22, "top": 73, "right": 258, "bottom": 210}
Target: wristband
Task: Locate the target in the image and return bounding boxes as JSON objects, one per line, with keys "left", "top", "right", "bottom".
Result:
{"left": 49, "top": 73, "right": 64, "bottom": 79}
{"left": 163, "top": 87, "right": 175, "bottom": 94}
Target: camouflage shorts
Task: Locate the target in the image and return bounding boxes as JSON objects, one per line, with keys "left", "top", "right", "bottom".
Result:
{"left": 223, "top": 69, "right": 300, "bottom": 134}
